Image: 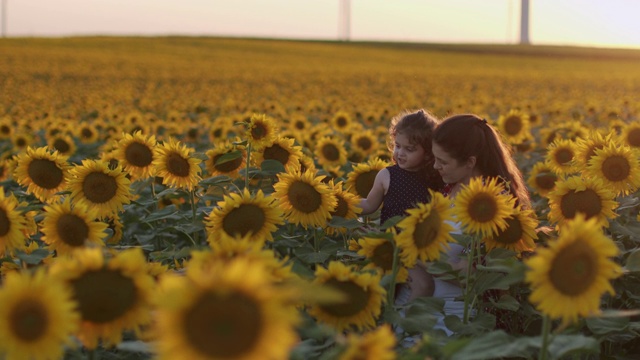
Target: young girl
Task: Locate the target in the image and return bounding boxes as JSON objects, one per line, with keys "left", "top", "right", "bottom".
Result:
{"left": 430, "top": 113, "right": 531, "bottom": 335}
{"left": 358, "top": 109, "right": 444, "bottom": 224}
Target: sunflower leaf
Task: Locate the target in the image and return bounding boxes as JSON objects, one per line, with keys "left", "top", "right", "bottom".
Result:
{"left": 446, "top": 330, "right": 529, "bottom": 360}
{"left": 547, "top": 334, "right": 600, "bottom": 360}
{"left": 328, "top": 216, "right": 363, "bottom": 229}
{"left": 586, "top": 315, "right": 630, "bottom": 335}
{"left": 624, "top": 249, "right": 640, "bottom": 271}
{"left": 214, "top": 150, "right": 243, "bottom": 165}
{"left": 260, "top": 159, "right": 286, "bottom": 174}
{"left": 14, "top": 248, "right": 51, "bottom": 265}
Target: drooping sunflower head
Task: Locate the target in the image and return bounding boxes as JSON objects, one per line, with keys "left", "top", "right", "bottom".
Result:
{"left": 527, "top": 161, "right": 559, "bottom": 197}
{"left": 585, "top": 142, "right": 640, "bottom": 197}
{"left": 68, "top": 159, "right": 132, "bottom": 218}
{"left": 547, "top": 175, "right": 618, "bottom": 228}
{"left": 483, "top": 206, "right": 538, "bottom": 254}
{"left": 113, "top": 131, "right": 157, "bottom": 181}
{"left": 620, "top": 122, "right": 640, "bottom": 149}
{"left": 453, "top": 177, "right": 518, "bottom": 237}
{"left": 0, "top": 191, "right": 27, "bottom": 257}
{"left": 205, "top": 188, "right": 284, "bottom": 246}
{"left": 346, "top": 157, "right": 390, "bottom": 198}
{"left": 13, "top": 146, "right": 71, "bottom": 203}
{"left": 0, "top": 269, "right": 79, "bottom": 360}
{"left": 49, "top": 247, "right": 155, "bottom": 349}
{"left": 315, "top": 136, "right": 348, "bottom": 169}
{"left": 246, "top": 113, "right": 278, "bottom": 149}
{"left": 273, "top": 169, "right": 338, "bottom": 228}
{"left": 152, "top": 137, "right": 202, "bottom": 190}
{"left": 155, "top": 257, "right": 299, "bottom": 360}
{"left": 525, "top": 214, "right": 622, "bottom": 325}
{"left": 40, "top": 198, "right": 108, "bottom": 255}
{"left": 253, "top": 136, "right": 304, "bottom": 173}
{"left": 545, "top": 138, "right": 578, "bottom": 176}
{"left": 307, "top": 261, "right": 386, "bottom": 332}
{"left": 357, "top": 235, "right": 409, "bottom": 283}
{"left": 496, "top": 109, "right": 530, "bottom": 145}
{"left": 396, "top": 191, "right": 456, "bottom": 266}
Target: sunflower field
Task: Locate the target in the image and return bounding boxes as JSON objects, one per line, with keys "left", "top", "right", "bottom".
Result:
{"left": 1, "top": 37, "right": 640, "bottom": 359}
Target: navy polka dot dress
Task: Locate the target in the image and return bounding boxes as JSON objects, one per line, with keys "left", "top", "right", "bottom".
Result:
{"left": 380, "top": 164, "right": 443, "bottom": 225}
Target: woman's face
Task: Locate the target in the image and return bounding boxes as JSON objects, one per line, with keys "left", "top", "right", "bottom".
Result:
{"left": 432, "top": 142, "right": 475, "bottom": 185}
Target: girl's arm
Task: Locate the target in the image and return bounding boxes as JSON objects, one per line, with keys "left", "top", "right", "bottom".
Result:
{"left": 358, "top": 168, "right": 389, "bottom": 215}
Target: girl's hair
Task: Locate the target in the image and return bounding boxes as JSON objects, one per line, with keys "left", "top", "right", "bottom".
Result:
{"left": 433, "top": 114, "right": 531, "bottom": 209}
{"left": 388, "top": 109, "right": 439, "bottom": 158}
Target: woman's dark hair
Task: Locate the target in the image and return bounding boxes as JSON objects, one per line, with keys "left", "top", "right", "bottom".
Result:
{"left": 433, "top": 114, "right": 531, "bottom": 209}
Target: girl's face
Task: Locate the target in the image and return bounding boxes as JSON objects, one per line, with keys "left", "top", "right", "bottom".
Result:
{"left": 432, "top": 142, "right": 475, "bottom": 185}
{"left": 393, "top": 133, "right": 427, "bottom": 171}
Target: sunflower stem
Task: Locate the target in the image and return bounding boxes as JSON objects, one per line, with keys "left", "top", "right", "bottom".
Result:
{"left": 245, "top": 142, "right": 252, "bottom": 191}
{"left": 387, "top": 239, "right": 400, "bottom": 306}
{"left": 189, "top": 189, "right": 199, "bottom": 244}
{"left": 87, "top": 349, "right": 96, "bottom": 360}
{"left": 539, "top": 315, "right": 551, "bottom": 360}
{"left": 463, "top": 235, "right": 477, "bottom": 324}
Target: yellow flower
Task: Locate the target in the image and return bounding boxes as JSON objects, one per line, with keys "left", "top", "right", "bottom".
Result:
{"left": 326, "top": 180, "right": 362, "bottom": 236}
{"left": 330, "top": 110, "right": 354, "bottom": 134}
{"left": 0, "top": 191, "right": 27, "bottom": 256}
{"left": 247, "top": 113, "right": 278, "bottom": 149}
{"left": 496, "top": 109, "right": 530, "bottom": 145}
{"left": 204, "top": 139, "right": 247, "bottom": 179}
{"left": 273, "top": 169, "right": 337, "bottom": 228}
{"left": 339, "top": 324, "right": 397, "bottom": 360}
{"left": 112, "top": 131, "right": 157, "bottom": 181}
{"left": 346, "top": 157, "right": 390, "bottom": 198}
{"left": 482, "top": 207, "right": 538, "bottom": 254}
{"left": 573, "top": 129, "right": 614, "bottom": 168}
{"left": 547, "top": 175, "right": 618, "bottom": 228}
{"left": 315, "top": 136, "right": 348, "bottom": 168}
{"left": 253, "top": 135, "right": 304, "bottom": 173}
{"left": 545, "top": 139, "right": 578, "bottom": 176}
{"left": 47, "top": 133, "right": 77, "bottom": 157}
{"left": 585, "top": 142, "right": 640, "bottom": 197}
{"left": 0, "top": 269, "right": 79, "bottom": 360}
{"left": 526, "top": 161, "right": 559, "bottom": 197}
{"left": 620, "top": 122, "right": 640, "bottom": 149}
{"left": 525, "top": 214, "right": 621, "bottom": 325}
{"left": 350, "top": 129, "right": 380, "bottom": 157}
{"left": 357, "top": 235, "right": 409, "bottom": 283}
{"left": 13, "top": 146, "right": 71, "bottom": 203}
{"left": 307, "top": 261, "right": 386, "bottom": 332}
{"left": 153, "top": 137, "right": 202, "bottom": 190}
{"left": 453, "top": 177, "right": 517, "bottom": 237}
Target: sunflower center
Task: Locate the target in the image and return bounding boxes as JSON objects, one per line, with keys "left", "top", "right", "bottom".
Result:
{"left": 0, "top": 124, "right": 10, "bottom": 134}
{"left": 71, "top": 269, "right": 137, "bottom": 323}
{"left": 187, "top": 128, "right": 199, "bottom": 140}
{"left": 601, "top": 155, "right": 630, "bottom": 182}
{"left": 184, "top": 291, "right": 262, "bottom": 358}
{"left": 330, "top": 196, "right": 349, "bottom": 217}
{"left": 354, "top": 170, "right": 378, "bottom": 198}
{"left": 0, "top": 208, "right": 9, "bottom": 237}
{"left": 82, "top": 172, "right": 117, "bottom": 203}
{"left": 167, "top": 153, "right": 191, "bottom": 177}
{"left": 493, "top": 216, "right": 522, "bottom": 244}
{"left": 287, "top": 181, "right": 322, "bottom": 213}
{"left": 549, "top": 240, "right": 598, "bottom": 296}
{"left": 627, "top": 128, "right": 640, "bottom": 148}
{"left": 125, "top": 142, "right": 153, "bottom": 167}
{"left": 356, "top": 137, "right": 372, "bottom": 151}
{"left": 336, "top": 117, "right": 348, "bottom": 128}
{"left": 9, "top": 299, "right": 49, "bottom": 342}
{"left": 251, "top": 123, "right": 267, "bottom": 140}
{"left": 467, "top": 193, "right": 498, "bottom": 223}
{"left": 263, "top": 144, "right": 290, "bottom": 165}
{"left": 535, "top": 172, "right": 557, "bottom": 190}
{"left": 53, "top": 138, "right": 71, "bottom": 153}
{"left": 28, "top": 159, "right": 64, "bottom": 190}
{"left": 213, "top": 153, "right": 243, "bottom": 173}
{"left": 222, "top": 204, "right": 266, "bottom": 238}
{"left": 413, "top": 210, "right": 440, "bottom": 249}
{"left": 57, "top": 213, "right": 90, "bottom": 247}
{"left": 81, "top": 128, "right": 94, "bottom": 139}
{"left": 559, "top": 189, "right": 602, "bottom": 220}
{"left": 504, "top": 116, "right": 523, "bottom": 135}
{"left": 294, "top": 121, "right": 305, "bottom": 130}
{"left": 372, "top": 241, "right": 394, "bottom": 271}
{"left": 319, "top": 278, "right": 369, "bottom": 317}
{"left": 321, "top": 143, "right": 340, "bottom": 162}
{"left": 554, "top": 148, "right": 574, "bottom": 165}
{"left": 16, "top": 137, "right": 27, "bottom": 147}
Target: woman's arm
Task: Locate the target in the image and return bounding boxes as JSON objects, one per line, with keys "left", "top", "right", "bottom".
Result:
{"left": 358, "top": 168, "right": 389, "bottom": 215}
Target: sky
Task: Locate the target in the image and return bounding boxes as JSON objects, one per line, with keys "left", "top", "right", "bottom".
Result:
{"left": 3, "top": 0, "right": 640, "bottom": 49}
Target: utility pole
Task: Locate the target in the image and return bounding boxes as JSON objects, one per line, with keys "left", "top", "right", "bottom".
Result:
{"left": 520, "top": 0, "right": 530, "bottom": 44}
{"left": 339, "top": 0, "right": 351, "bottom": 41}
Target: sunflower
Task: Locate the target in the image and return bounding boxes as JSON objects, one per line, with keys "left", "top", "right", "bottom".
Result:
{"left": 253, "top": 136, "right": 304, "bottom": 173}
{"left": 273, "top": 169, "right": 337, "bottom": 228}
{"left": 204, "top": 140, "right": 247, "bottom": 179}
{"left": 0, "top": 269, "right": 79, "bottom": 360}
{"left": 0, "top": 191, "right": 27, "bottom": 256}
{"left": 0, "top": 117, "right": 12, "bottom": 140}
{"left": 155, "top": 257, "right": 299, "bottom": 360}
{"left": 105, "top": 215, "right": 123, "bottom": 244}
{"left": 315, "top": 136, "right": 348, "bottom": 169}
{"left": 547, "top": 175, "right": 618, "bottom": 228}
{"left": 205, "top": 188, "right": 284, "bottom": 246}
{"left": 330, "top": 111, "right": 354, "bottom": 134}
{"left": 76, "top": 122, "right": 100, "bottom": 144}
{"left": 47, "top": 133, "right": 77, "bottom": 157}
{"left": 113, "top": 131, "right": 157, "bottom": 181}
{"left": 246, "top": 113, "right": 278, "bottom": 149}
{"left": 49, "top": 248, "right": 155, "bottom": 349}
{"left": 339, "top": 324, "right": 396, "bottom": 360}
{"left": 346, "top": 157, "right": 390, "bottom": 198}
{"left": 68, "top": 159, "right": 132, "bottom": 218}
{"left": 585, "top": 143, "right": 640, "bottom": 197}
{"left": 152, "top": 137, "right": 202, "bottom": 190}
{"left": 307, "top": 261, "right": 386, "bottom": 332}
{"left": 496, "top": 109, "right": 530, "bottom": 145}
{"left": 12, "top": 132, "right": 34, "bottom": 152}
{"left": 482, "top": 207, "right": 538, "bottom": 254}
{"left": 326, "top": 180, "right": 362, "bottom": 235}
{"left": 350, "top": 129, "right": 379, "bottom": 156}
{"left": 545, "top": 139, "right": 578, "bottom": 176}
{"left": 525, "top": 214, "right": 621, "bottom": 325}
{"left": 357, "top": 235, "right": 409, "bottom": 283}
{"left": 573, "top": 129, "right": 614, "bottom": 168}
{"left": 453, "top": 177, "right": 517, "bottom": 237}
{"left": 12, "top": 146, "right": 70, "bottom": 203}
{"left": 527, "top": 161, "right": 559, "bottom": 197}
{"left": 396, "top": 191, "right": 456, "bottom": 266}
{"left": 40, "top": 199, "right": 108, "bottom": 255}
{"left": 620, "top": 122, "right": 640, "bottom": 149}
